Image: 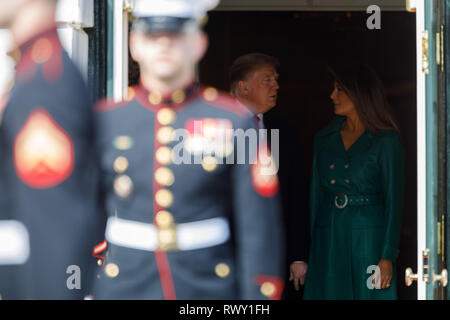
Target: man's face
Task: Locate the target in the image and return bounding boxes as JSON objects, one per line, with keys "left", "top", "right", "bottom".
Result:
{"left": 0, "top": 0, "right": 24, "bottom": 28}
{"left": 242, "top": 66, "right": 279, "bottom": 114}
{"left": 130, "top": 28, "right": 206, "bottom": 83}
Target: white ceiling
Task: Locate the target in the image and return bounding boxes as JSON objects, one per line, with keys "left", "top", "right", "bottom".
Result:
{"left": 216, "top": 0, "right": 408, "bottom": 11}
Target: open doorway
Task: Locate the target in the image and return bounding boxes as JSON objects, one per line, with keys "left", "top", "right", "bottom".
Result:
{"left": 125, "top": 8, "right": 417, "bottom": 300}
{"left": 198, "top": 10, "right": 417, "bottom": 300}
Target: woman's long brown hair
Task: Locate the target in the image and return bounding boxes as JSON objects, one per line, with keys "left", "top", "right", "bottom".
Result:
{"left": 329, "top": 63, "right": 400, "bottom": 134}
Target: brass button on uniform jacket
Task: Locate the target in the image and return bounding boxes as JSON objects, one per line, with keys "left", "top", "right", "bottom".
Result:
{"left": 304, "top": 116, "right": 404, "bottom": 300}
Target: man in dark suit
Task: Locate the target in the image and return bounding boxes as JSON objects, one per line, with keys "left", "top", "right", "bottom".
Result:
{"left": 230, "top": 53, "right": 310, "bottom": 299}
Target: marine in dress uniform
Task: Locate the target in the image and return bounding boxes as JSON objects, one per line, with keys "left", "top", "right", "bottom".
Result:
{"left": 91, "top": 0, "right": 285, "bottom": 300}
{"left": 0, "top": 1, "right": 104, "bottom": 299}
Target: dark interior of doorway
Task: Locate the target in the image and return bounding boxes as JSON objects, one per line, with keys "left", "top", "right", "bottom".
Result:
{"left": 128, "top": 10, "right": 417, "bottom": 300}
{"left": 201, "top": 11, "right": 417, "bottom": 300}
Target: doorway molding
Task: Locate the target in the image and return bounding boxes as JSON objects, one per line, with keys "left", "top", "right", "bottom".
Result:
{"left": 215, "top": 0, "right": 407, "bottom": 11}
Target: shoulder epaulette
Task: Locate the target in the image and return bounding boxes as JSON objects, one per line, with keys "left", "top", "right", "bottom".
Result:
{"left": 94, "top": 87, "right": 137, "bottom": 113}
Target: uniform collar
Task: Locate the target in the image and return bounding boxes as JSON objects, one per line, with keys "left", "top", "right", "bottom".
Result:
{"left": 137, "top": 79, "right": 199, "bottom": 108}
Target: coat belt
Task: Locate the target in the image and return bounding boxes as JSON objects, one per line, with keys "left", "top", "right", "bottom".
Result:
{"left": 106, "top": 216, "right": 230, "bottom": 252}
{"left": 323, "top": 190, "right": 383, "bottom": 209}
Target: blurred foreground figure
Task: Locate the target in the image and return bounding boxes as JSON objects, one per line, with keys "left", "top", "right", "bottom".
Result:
{"left": 0, "top": 0, "right": 104, "bottom": 299}
{"left": 91, "top": 0, "right": 285, "bottom": 299}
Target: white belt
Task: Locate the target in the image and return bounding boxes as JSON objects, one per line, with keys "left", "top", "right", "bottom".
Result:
{"left": 105, "top": 216, "right": 230, "bottom": 251}
{"left": 0, "top": 220, "right": 30, "bottom": 265}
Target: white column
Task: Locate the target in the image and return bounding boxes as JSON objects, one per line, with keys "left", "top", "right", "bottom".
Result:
{"left": 56, "top": 0, "right": 94, "bottom": 80}
{"left": 415, "top": 0, "right": 426, "bottom": 301}
{"left": 0, "top": 30, "right": 14, "bottom": 96}
{"left": 113, "top": 0, "right": 129, "bottom": 102}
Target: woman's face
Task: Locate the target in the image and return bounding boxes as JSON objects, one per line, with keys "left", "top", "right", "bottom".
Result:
{"left": 330, "top": 82, "right": 357, "bottom": 117}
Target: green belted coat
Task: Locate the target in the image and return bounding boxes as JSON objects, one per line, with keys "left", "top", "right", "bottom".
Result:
{"left": 304, "top": 116, "right": 404, "bottom": 300}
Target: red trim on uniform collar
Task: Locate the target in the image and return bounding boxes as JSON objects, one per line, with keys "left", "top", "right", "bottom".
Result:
{"left": 198, "top": 87, "right": 250, "bottom": 117}
{"left": 136, "top": 79, "right": 199, "bottom": 112}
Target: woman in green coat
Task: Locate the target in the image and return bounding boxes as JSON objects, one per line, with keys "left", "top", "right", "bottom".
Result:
{"left": 304, "top": 64, "right": 404, "bottom": 300}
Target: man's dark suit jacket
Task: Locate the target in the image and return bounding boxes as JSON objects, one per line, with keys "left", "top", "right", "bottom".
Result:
{"left": 263, "top": 108, "right": 310, "bottom": 275}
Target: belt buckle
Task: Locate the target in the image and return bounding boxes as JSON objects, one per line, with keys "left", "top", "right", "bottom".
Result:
{"left": 157, "top": 224, "right": 178, "bottom": 251}
{"left": 334, "top": 193, "right": 349, "bottom": 209}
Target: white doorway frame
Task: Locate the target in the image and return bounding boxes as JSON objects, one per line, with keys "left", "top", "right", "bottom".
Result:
{"left": 109, "top": 0, "right": 424, "bottom": 299}
{"left": 413, "top": 0, "right": 426, "bottom": 301}
{"left": 112, "top": 0, "right": 130, "bottom": 102}
{"left": 56, "top": 0, "right": 94, "bottom": 80}
{"left": 215, "top": 0, "right": 406, "bottom": 11}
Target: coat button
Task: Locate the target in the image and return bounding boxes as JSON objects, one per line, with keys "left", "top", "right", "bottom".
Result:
{"left": 149, "top": 92, "right": 162, "bottom": 105}
{"left": 171, "top": 89, "right": 186, "bottom": 104}
{"left": 202, "top": 156, "right": 218, "bottom": 172}
{"left": 155, "top": 167, "right": 175, "bottom": 186}
{"left": 157, "top": 108, "right": 176, "bottom": 125}
{"left": 260, "top": 282, "right": 276, "bottom": 298}
{"left": 215, "top": 263, "right": 230, "bottom": 278}
{"left": 104, "top": 263, "right": 120, "bottom": 278}
{"left": 330, "top": 179, "right": 336, "bottom": 185}
{"left": 113, "top": 156, "right": 129, "bottom": 173}
{"left": 157, "top": 126, "right": 175, "bottom": 144}
{"left": 329, "top": 164, "right": 335, "bottom": 169}
{"left": 203, "top": 87, "right": 218, "bottom": 102}
{"left": 155, "top": 210, "right": 174, "bottom": 228}
{"left": 113, "top": 136, "right": 134, "bottom": 151}
{"left": 155, "top": 189, "right": 174, "bottom": 208}
{"left": 114, "top": 175, "right": 133, "bottom": 198}
{"left": 344, "top": 163, "right": 350, "bottom": 169}
{"left": 345, "top": 179, "right": 350, "bottom": 184}
{"left": 156, "top": 146, "right": 173, "bottom": 165}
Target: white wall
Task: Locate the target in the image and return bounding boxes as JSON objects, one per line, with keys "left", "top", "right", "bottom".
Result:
{"left": 0, "top": 30, "right": 14, "bottom": 96}
{"left": 0, "top": 0, "right": 94, "bottom": 96}
{"left": 56, "top": 0, "right": 94, "bottom": 27}
{"left": 56, "top": 0, "right": 94, "bottom": 80}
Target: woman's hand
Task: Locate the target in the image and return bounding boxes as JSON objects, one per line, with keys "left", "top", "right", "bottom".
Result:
{"left": 375, "top": 258, "right": 393, "bottom": 289}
